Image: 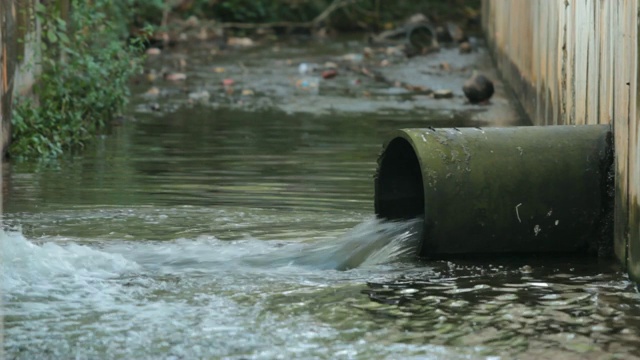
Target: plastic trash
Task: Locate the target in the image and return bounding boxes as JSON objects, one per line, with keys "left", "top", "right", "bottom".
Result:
{"left": 295, "top": 76, "right": 320, "bottom": 95}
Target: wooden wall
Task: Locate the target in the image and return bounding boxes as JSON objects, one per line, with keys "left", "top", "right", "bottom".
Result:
{"left": 482, "top": 0, "right": 640, "bottom": 280}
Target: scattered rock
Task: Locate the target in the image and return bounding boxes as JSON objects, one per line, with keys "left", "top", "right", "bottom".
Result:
{"left": 324, "top": 61, "right": 338, "bottom": 69}
{"left": 405, "top": 13, "right": 429, "bottom": 25}
{"left": 439, "top": 62, "right": 451, "bottom": 71}
{"left": 165, "top": 72, "right": 187, "bottom": 81}
{"left": 433, "top": 89, "right": 454, "bottom": 99}
{"left": 341, "top": 53, "right": 364, "bottom": 62}
{"left": 145, "top": 69, "right": 158, "bottom": 82}
{"left": 185, "top": 15, "right": 199, "bottom": 28}
{"left": 459, "top": 42, "right": 472, "bottom": 54}
{"left": 144, "top": 86, "right": 160, "bottom": 96}
{"left": 363, "top": 47, "right": 374, "bottom": 58}
{"left": 227, "top": 37, "right": 254, "bottom": 47}
{"left": 385, "top": 46, "right": 404, "bottom": 57}
{"left": 380, "top": 59, "right": 390, "bottom": 67}
{"left": 446, "top": 22, "right": 466, "bottom": 43}
{"left": 463, "top": 71, "right": 495, "bottom": 104}
{"left": 404, "top": 84, "right": 432, "bottom": 94}
{"left": 196, "top": 28, "right": 208, "bottom": 41}
{"left": 145, "top": 48, "right": 162, "bottom": 56}
{"left": 188, "top": 90, "right": 210, "bottom": 101}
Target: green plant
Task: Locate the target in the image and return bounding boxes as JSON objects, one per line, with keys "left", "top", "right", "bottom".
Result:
{"left": 10, "top": 0, "right": 145, "bottom": 159}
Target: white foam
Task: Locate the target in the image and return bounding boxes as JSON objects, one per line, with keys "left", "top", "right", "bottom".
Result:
{"left": 1, "top": 229, "right": 141, "bottom": 317}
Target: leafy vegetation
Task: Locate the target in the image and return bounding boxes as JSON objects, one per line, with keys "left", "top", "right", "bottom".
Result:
{"left": 10, "top": 1, "right": 145, "bottom": 159}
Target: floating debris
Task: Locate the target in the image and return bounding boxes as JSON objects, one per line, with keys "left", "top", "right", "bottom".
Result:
{"left": 433, "top": 89, "right": 454, "bottom": 99}
{"left": 321, "top": 69, "right": 338, "bottom": 79}
{"left": 145, "top": 48, "right": 161, "bottom": 56}
{"left": 227, "top": 37, "right": 254, "bottom": 47}
{"left": 144, "top": 86, "right": 160, "bottom": 96}
{"left": 459, "top": 42, "right": 472, "bottom": 54}
{"left": 188, "top": 90, "right": 210, "bottom": 102}
{"left": 165, "top": 72, "right": 187, "bottom": 81}
{"left": 463, "top": 71, "right": 494, "bottom": 103}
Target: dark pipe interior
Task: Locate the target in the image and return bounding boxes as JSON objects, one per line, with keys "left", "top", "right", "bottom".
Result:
{"left": 375, "top": 138, "right": 424, "bottom": 220}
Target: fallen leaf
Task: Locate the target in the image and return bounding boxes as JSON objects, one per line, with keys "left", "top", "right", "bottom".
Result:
{"left": 241, "top": 89, "right": 254, "bottom": 96}
{"left": 213, "top": 67, "right": 226, "bottom": 73}
{"left": 222, "top": 78, "right": 234, "bottom": 86}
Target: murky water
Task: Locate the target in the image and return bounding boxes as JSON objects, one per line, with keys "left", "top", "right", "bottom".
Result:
{"left": 3, "top": 40, "right": 640, "bottom": 359}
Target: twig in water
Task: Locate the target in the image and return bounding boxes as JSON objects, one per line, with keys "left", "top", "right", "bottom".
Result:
{"left": 515, "top": 203, "right": 522, "bottom": 223}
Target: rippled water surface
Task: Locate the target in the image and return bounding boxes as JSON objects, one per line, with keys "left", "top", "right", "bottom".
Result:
{"left": 3, "top": 45, "right": 640, "bottom": 359}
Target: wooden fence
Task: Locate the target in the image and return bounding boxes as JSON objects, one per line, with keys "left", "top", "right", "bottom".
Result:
{"left": 482, "top": 0, "right": 640, "bottom": 279}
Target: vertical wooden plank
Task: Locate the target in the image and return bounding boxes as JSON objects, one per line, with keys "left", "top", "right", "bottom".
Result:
{"left": 556, "top": 0, "right": 567, "bottom": 125}
{"left": 613, "top": 0, "right": 630, "bottom": 264}
{"left": 565, "top": 0, "right": 575, "bottom": 125}
{"left": 544, "top": 3, "right": 553, "bottom": 125}
{"left": 550, "top": 2, "right": 560, "bottom": 125}
{"left": 574, "top": 0, "right": 589, "bottom": 125}
{"left": 531, "top": 0, "right": 541, "bottom": 124}
{"left": 626, "top": 0, "right": 640, "bottom": 281}
{"left": 598, "top": 0, "right": 613, "bottom": 126}
{"left": 585, "top": 0, "right": 600, "bottom": 125}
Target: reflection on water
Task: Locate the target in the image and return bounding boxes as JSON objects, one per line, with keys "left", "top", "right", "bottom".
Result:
{"left": 3, "top": 105, "right": 640, "bottom": 359}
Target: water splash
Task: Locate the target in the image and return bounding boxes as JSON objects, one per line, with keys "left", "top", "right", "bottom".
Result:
{"left": 1, "top": 217, "right": 422, "bottom": 292}
{"left": 244, "top": 217, "right": 423, "bottom": 270}
{"left": 0, "top": 218, "right": 423, "bottom": 358}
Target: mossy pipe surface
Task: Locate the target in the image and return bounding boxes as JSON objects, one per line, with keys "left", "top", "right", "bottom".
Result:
{"left": 374, "top": 125, "right": 613, "bottom": 257}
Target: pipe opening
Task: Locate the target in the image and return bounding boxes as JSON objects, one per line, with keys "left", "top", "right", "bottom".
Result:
{"left": 375, "top": 138, "right": 424, "bottom": 220}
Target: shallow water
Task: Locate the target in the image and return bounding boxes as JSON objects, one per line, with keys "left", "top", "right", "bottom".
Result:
{"left": 3, "top": 41, "right": 640, "bottom": 358}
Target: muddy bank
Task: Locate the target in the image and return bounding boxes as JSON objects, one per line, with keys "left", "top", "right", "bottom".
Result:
{"left": 131, "top": 35, "right": 527, "bottom": 127}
